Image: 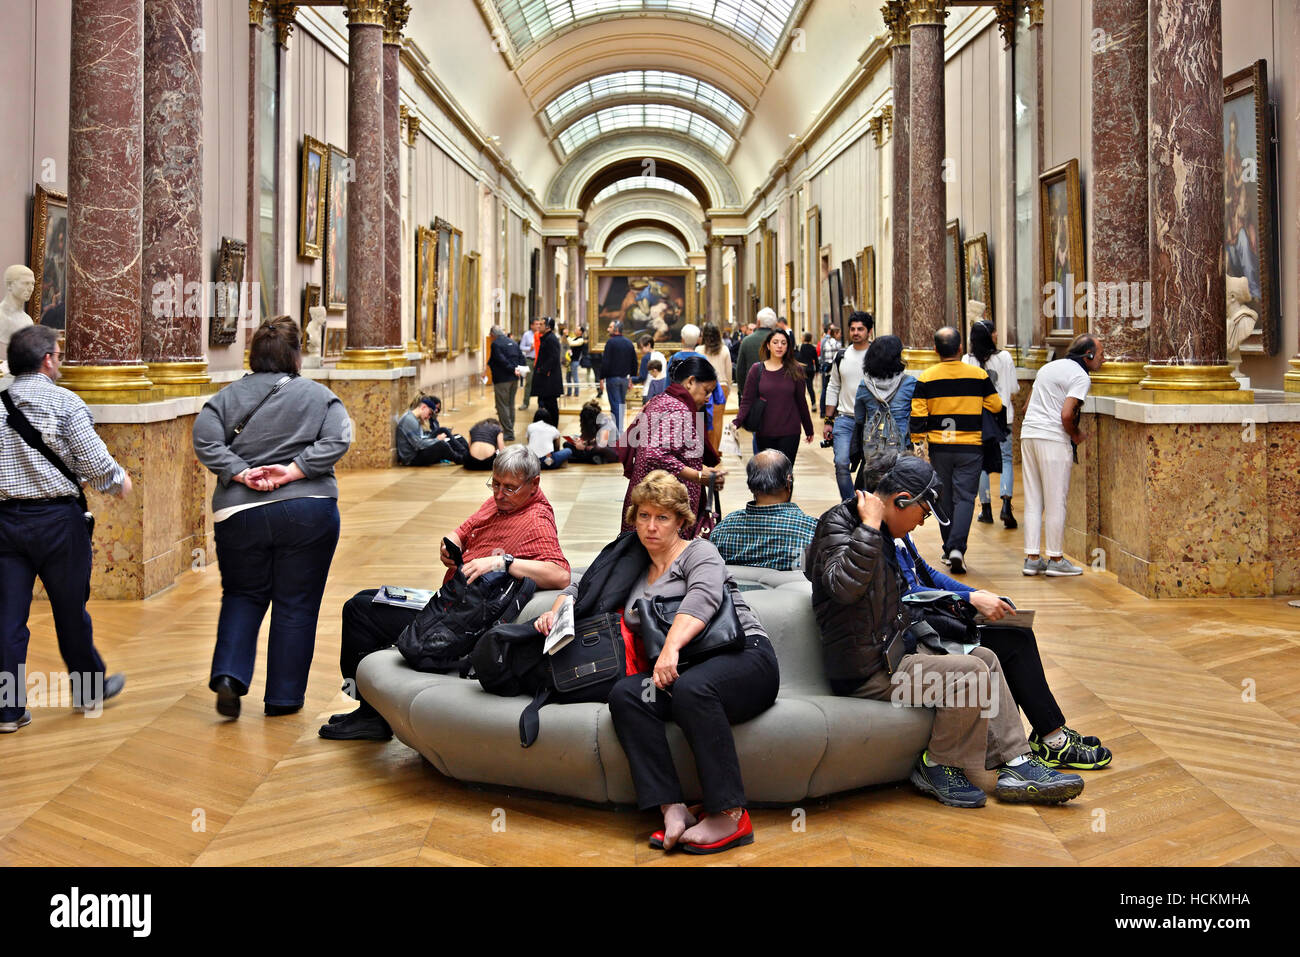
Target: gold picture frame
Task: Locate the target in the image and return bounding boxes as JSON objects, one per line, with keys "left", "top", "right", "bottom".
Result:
{"left": 1039, "top": 158, "right": 1086, "bottom": 345}
{"left": 858, "top": 246, "right": 875, "bottom": 315}
{"left": 324, "top": 326, "right": 346, "bottom": 358}
{"left": 964, "top": 232, "right": 992, "bottom": 328}
{"left": 459, "top": 249, "right": 480, "bottom": 354}
{"left": 324, "top": 143, "right": 349, "bottom": 311}
{"left": 28, "top": 184, "right": 68, "bottom": 328}
{"left": 588, "top": 267, "right": 696, "bottom": 352}
{"left": 416, "top": 225, "right": 437, "bottom": 353}
{"left": 210, "top": 237, "right": 247, "bottom": 346}
{"left": 945, "top": 219, "right": 965, "bottom": 332}
{"left": 805, "top": 205, "right": 821, "bottom": 328}
{"left": 299, "top": 135, "right": 328, "bottom": 260}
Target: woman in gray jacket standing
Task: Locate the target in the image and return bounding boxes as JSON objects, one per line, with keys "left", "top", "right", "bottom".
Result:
{"left": 192, "top": 316, "right": 352, "bottom": 719}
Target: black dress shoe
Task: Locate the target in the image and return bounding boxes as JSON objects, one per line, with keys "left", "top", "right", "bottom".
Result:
{"left": 213, "top": 675, "right": 241, "bottom": 719}
{"left": 1001, "top": 496, "right": 1018, "bottom": 530}
{"left": 977, "top": 502, "right": 994, "bottom": 524}
{"left": 264, "top": 703, "right": 302, "bottom": 716}
{"left": 318, "top": 712, "right": 392, "bottom": 741}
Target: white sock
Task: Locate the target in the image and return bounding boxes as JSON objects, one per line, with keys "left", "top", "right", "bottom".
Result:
{"left": 1005, "top": 753, "right": 1031, "bottom": 767}
{"left": 1044, "top": 729, "right": 1068, "bottom": 749}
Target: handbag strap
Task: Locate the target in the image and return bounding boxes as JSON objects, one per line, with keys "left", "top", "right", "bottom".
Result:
{"left": 1, "top": 389, "right": 90, "bottom": 514}
{"left": 701, "top": 470, "right": 721, "bottom": 521}
{"left": 230, "top": 373, "right": 297, "bottom": 438}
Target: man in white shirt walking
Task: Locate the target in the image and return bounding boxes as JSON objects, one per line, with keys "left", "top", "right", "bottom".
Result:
{"left": 1019, "top": 334, "right": 1104, "bottom": 577}
{"left": 823, "top": 311, "right": 874, "bottom": 501}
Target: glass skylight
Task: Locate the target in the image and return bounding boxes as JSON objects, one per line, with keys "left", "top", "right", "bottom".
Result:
{"left": 494, "top": 0, "right": 800, "bottom": 58}
{"left": 557, "top": 104, "right": 735, "bottom": 156}
{"left": 544, "top": 70, "right": 747, "bottom": 130}
{"left": 591, "top": 176, "right": 698, "bottom": 205}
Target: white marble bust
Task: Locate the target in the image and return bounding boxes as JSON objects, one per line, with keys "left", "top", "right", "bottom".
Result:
{"left": 967, "top": 299, "right": 987, "bottom": 323}
{"left": 0, "top": 264, "right": 36, "bottom": 374}
{"left": 302, "top": 305, "right": 327, "bottom": 369}
{"left": 1225, "top": 275, "right": 1257, "bottom": 380}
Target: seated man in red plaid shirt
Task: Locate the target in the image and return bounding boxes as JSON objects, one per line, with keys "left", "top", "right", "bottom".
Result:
{"left": 321, "top": 446, "right": 571, "bottom": 741}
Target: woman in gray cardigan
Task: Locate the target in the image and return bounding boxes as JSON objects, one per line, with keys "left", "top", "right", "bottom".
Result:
{"left": 192, "top": 316, "right": 352, "bottom": 719}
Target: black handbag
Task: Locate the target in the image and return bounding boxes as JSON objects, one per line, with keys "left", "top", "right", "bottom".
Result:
{"left": 634, "top": 589, "right": 746, "bottom": 666}
{"left": 516, "top": 612, "right": 626, "bottom": 748}
{"left": 742, "top": 396, "right": 767, "bottom": 432}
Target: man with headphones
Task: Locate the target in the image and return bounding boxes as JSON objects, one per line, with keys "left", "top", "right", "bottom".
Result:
{"left": 1019, "top": 334, "right": 1105, "bottom": 577}
{"left": 805, "top": 451, "right": 1086, "bottom": 807}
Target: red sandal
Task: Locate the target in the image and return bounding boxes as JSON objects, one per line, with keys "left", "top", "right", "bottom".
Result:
{"left": 680, "top": 809, "right": 754, "bottom": 855}
{"left": 649, "top": 804, "right": 707, "bottom": 850}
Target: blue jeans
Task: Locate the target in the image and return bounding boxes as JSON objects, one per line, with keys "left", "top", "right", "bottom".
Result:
{"left": 606, "top": 376, "right": 629, "bottom": 432}
{"left": 980, "top": 433, "right": 1015, "bottom": 502}
{"left": 539, "top": 447, "right": 573, "bottom": 469}
{"left": 212, "top": 497, "right": 340, "bottom": 707}
{"left": 831, "top": 414, "right": 857, "bottom": 501}
{"left": 567, "top": 359, "right": 581, "bottom": 395}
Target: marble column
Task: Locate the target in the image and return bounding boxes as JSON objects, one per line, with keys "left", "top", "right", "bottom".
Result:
{"left": 62, "top": 0, "right": 154, "bottom": 401}
{"left": 1087, "top": 0, "right": 1149, "bottom": 395}
{"left": 1288, "top": 4, "right": 1300, "bottom": 392}
{"left": 1025, "top": 0, "right": 1049, "bottom": 367}
{"left": 708, "top": 234, "right": 724, "bottom": 324}
{"left": 883, "top": 1, "right": 911, "bottom": 346}
{"left": 141, "top": 0, "right": 208, "bottom": 396}
{"left": 382, "top": 2, "right": 409, "bottom": 361}
{"left": 734, "top": 236, "right": 747, "bottom": 325}
{"left": 1135, "top": 0, "right": 1245, "bottom": 401}
{"left": 905, "top": 0, "right": 946, "bottom": 367}
{"left": 577, "top": 243, "right": 588, "bottom": 330}
{"left": 339, "top": 0, "right": 388, "bottom": 369}
{"left": 566, "top": 237, "right": 580, "bottom": 327}
{"left": 543, "top": 241, "right": 557, "bottom": 317}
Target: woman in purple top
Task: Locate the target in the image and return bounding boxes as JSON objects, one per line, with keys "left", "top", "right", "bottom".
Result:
{"left": 735, "top": 328, "right": 815, "bottom": 464}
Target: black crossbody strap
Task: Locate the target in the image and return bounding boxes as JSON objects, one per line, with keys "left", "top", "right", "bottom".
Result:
{"left": 1, "top": 389, "right": 89, "bottom": 511}
{"left": 230, "top": 373, "right": 297, "bottom": 438}
{"left": 901, "top": 535, "right": 938, "bottom": 590}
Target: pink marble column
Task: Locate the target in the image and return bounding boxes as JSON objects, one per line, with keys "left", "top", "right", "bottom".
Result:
{"left": 65, "top": 0, "right": 147, "bottom": 375}
{"left": 883, "top": 1, "right": 911, "bottom": 344}
{"left": 566, "top": 237, "right": 580, "bottom": 326}
{"left": 382, "top": 2, "right": 409, "bottom": 352}
{"left": 343, "top": 0, "right": 386, "bottom": 359}
{"left": 142, "top": 0, "right": 204, "bottom": 367}
{"left": 1027, "top": 0, "right": 1047, "bottom": 364}
{"left": 906, "top": 0, "right": 946, "bottom": 354}
{"left": 1089, "top": 0, "right": 1149, "bottom": 379}
{"left": 1145, "top": 0, "right": 1227, "bottom": 368}
{"left": 708, "top": 233, "right": 723, "bottom": 324}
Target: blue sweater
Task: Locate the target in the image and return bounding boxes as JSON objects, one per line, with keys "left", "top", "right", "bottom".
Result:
{"left": 894, "top": 535, "right": 973, "bottom": 596}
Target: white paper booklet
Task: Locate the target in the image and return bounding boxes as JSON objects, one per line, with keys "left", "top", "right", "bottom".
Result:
{"left": 544, "top": 595, "right": 576, "bottom": 655}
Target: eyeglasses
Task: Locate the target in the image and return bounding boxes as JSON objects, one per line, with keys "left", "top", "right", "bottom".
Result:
{"left": 487, "top": 479, "right": 530, "bottom": 496}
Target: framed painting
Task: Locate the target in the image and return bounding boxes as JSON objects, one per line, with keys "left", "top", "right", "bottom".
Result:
{"left": 447, "top": 226, "right": 465, "bottom": 358}
{"left": 763, "top": 225, "right": 778, "bottom": 310}
{"left": 819, "top": 244, "right": 833, "bottom": 331}
{"left": 858, "top": 246, "right": 876, "bottom": 315}
{"left": 1040, "top": 158, "right": 1086, "bottom": 343}
{"left": 324, "top": 143, "right": 349, "bottom": 311}
{"left": 432, "top": 217, "right": 455, "bottom": 355}
{"left": 945, "top": 219, "right": 965, "bottom": 334}
{"left": 840, "top": 257, "right": 859, "bottom": 315}
{"left": 302, "top": 282, "right": 320, "bottom": 350}
{"left": 415, "top": 225, "right": 437, "bottom": 353}
{"left": 458, "top": 249, "right": 479, "bottom": 354}
{"left": 209, "top": 237, "right": 247, "bottom": 346}
{"left": 964, "top": 232, "right": 992, "bottom": 326}
{"left": 1224, "top": 59, "right": 1277, "bottom": 354}
{"left": 299, "top": 135, "right": 327, "bottom": 259}
{"left": 806, "top": 205, "right": 821, "bottom": 329}
{"left": 784, "top": 261, "right": 795, "bottom": 322}
{"left": 324, "top": 326, "right": 345, "bottom": 358}
{"left": 28, "top": 185, "right": 68, "bottom": 328}
{"left": 588, "top": 267, "right": 695, "bottom": 352}
{"left": 827, "top": 268, "right": 844, "bottom": 330}
{"left": 510, "top": 294, "right": 525, "bottom": 342}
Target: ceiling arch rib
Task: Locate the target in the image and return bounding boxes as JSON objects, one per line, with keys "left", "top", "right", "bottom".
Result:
{"left": 607, "top": 231, "right": 688, "bottom": 267}
{"left": 556, "top": 104, "right": 735, "bottom": 159}
{"left": 548, "top": 133, "right": 743, "bottom": 210}
{"left": 588, "top": 196, "right": 708, "bottom": 254}
{"left": 590, "top": 177, "right": 697, "bottom": 206}
{"left": 577, "top": 158, "right": 712, "bottom": 212}
{"left": 543, "top": 70, "right": 748, "bottom": 135}
{"left": 602, "top": 218, "right": 695, "bottom": 257}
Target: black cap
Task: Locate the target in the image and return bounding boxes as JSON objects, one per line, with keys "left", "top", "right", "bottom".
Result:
{"left": 419, "top": 396, "right": 440, "bottom": 412}
{"left": 890, "top": 456, "right": 950, "bottom": 528}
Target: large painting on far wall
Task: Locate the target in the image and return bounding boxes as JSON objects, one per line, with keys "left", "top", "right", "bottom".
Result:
{"left": 324, "top": 143, "right": 349, "bottom": 311}
{"left": 28, "top": 185, "right": 68, "bottom": 329}
{"left": 945, "top": 219, "right": 965, "bottom": 333}
{"left": 1224, "top": 59, "right": 1277, "bottom": 354}
{"left": 588, "top": 267, "right": 695, "bottom": 351}
{"left": 1039, "top": 158, "right": 1086, "bottom": 341}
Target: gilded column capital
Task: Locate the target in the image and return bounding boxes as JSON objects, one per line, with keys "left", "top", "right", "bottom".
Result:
{"left": 384, "top": 0, "right": 411, "bottom": 44}
{"left": 249, "top": 0, "right": 266, "bottom": 29}
{"left": 275, "top": 4, "right": 297, "bottom": 47}
{"left": 406, "top": 114, "right": 421, "bottom": 144}
{"left": 709, "top": 235, "right": 724, "bottom": 248}
{"left": 993, "top": 0, "right": 1020, "bottom": 47}
{"left": 869, "top": 114, "right": 885, "bottom": 147}
{"left": 521, "top": 218, "right": 532, "bottom": 234}
{"left": 906, "top": 0, "right": 947, "bottom": 27}
{"left": 881, "top": 104, "right": 894, "bottom": 137}
{"left": 882, "top": 2, "right": 911, "bottom": 46}
{"left": 565, "top": 235, "right": 579, "bottom": 248}
{"left": 344, "top": 0, "right": 387, "bottom": 27}
{"left": 1026, "top": 0, "right": 1043, "bottom": 28}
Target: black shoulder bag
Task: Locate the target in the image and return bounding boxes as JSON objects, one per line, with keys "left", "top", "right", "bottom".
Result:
{"left": 634, "top": 585, "right": 747, "bottom": 667}
{"left": 1, "top": 389, "right": 95, "bottom": 537}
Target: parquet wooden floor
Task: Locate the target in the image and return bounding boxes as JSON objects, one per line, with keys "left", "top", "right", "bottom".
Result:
{"left": 3, "top": 383, "right": 1298, "bottom": 867}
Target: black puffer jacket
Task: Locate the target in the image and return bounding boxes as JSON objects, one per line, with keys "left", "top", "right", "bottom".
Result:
{"left": 804, "top": 501, "right": 909, "bottom": 688}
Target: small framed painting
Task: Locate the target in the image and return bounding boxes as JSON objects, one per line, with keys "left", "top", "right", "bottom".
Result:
{"left": 299, "top": 135, "right": 328, "bottom": 260}
{"left": 325, "top": 143, "right": 350, "bottom": 311}
{"left": 945, "top": 219, "right": 965, "bottom": 333}
{"left": 324, "top": 326, "right": 346, "bottom": 358}
{"left": 210, "top": 237, "right": 247, "bottom": 346}
{"left": 858, "top": 246, "right": 875, "bottom": 315}
{"left": 964, "top": 232, "right": 992, "bottom": 323}
{"left": 28, "top": 185, "right": 69, "bottom": 328}
{"left": 1040, "top": 158, "right": 1086, "bottom": 343}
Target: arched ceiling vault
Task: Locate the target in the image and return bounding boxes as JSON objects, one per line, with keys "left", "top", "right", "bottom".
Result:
{"left": 602, "top": 218, "right": 694, "bottom": 256}
{"left": 548, "top": 133, "right": 743, "bottom": 210}
{"left": 578, "top": 159, "right": 711, "bottom": 213}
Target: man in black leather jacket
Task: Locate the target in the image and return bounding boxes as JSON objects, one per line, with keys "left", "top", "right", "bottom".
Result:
{"left": 804, "top": 452, "right": 1085, "bottom": 808}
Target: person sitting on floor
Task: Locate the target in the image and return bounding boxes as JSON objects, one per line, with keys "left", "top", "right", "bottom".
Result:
{"left": 525, "top": 408, "right": 572, "bottom": 470}
{"left": 709, "top": 450, "right": 817, "bottom": 572}
{"left": 565, "top": 398, "right": 620, "bottom": 464}
{"left": 396, "top": 396, "right": 464, "bottom": 466}
{"left": 320, "top": 446, "right": 571, "bottom": 741}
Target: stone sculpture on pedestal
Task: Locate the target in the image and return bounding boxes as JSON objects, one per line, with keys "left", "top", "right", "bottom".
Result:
{"left": 0, "top": 264, "right": 36, "bottom": 374}
{"left": 302, "top": 305, "right": 327, "bottom": 369}
{"left": 1225, "top": 275, "right": 1257, "bottom": 383}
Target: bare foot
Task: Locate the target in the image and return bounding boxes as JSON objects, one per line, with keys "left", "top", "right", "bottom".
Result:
{"left": 680, "top": 807, "right": 743, "bottom": 846}
{"left": 660, "top": 803, "right": 699, "bottom": 850}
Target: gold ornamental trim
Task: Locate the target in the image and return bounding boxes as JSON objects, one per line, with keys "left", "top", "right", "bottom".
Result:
{"left": 1284, "top": 357, "right": 1300, "bottom": 394}
{"left": 145, "top": 361, "right": 212, "bottom": 397}
{"left": 993, "top": 0, "right": 1020, "bottom": 47}
{"left": 275, "top": 5, "right": 297, "bottom": 47}
{"left": 1089, "top": 360, "right": 1146, "bottom": 386}
{"left": 337, "top": 347, "right": 395, "bottom": 370}
{"left": 868, "top": 114, "right": 885, "bottom": 148}
{"left": 902, "top": 347, "right": 940, "bottom": 371}
{"left": 59, "top": 363, "right": 159, "bottom": 404}
{"left": 384, "top": 0, "right": 411, "bottom": 44}
{"left": 881, "top": 104, "right": 894, "bottom": 138}
{"left": 249, "top": 0, "right": 267, "bottom": 29}
{"left": 906, "top": 0, "right": 947, "bottom": 28}
{"left": 882, "top": 2, "right": 911, "bottom": 46}
{"left": 406, "top": 114, "right": 421, "bottom": 145}
{"left": 1132, "top": 364, "right": 1252, "bottom": 404}
{"left": 1027, "top": 0, "right": 1043, "bottom": 28}
{"left": 345, "top": 0, "right": 387, "bottom": 27}
{"left": 1024, "top": 346, "right": 1050, "bottom": 370}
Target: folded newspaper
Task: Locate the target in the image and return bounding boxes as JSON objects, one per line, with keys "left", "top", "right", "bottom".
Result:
{"left": 544, "top": 595, "right": 576, "bottom": 655}
{"left": 372, "top": 586, "right": 435, "bottom": 610}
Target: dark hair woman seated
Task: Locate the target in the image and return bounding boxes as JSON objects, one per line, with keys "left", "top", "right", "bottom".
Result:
{"left": 565, "top": 399, "right": 619, "bottom": 464}
{"left": 533, "top": 470, "right": 779, "bottom": 854}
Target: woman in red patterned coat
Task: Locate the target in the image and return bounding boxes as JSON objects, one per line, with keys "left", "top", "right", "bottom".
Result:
{"left": 620, "top": 355, "right": 728, "bottom": 539}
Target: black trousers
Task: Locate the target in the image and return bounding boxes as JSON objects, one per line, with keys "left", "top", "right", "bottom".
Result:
{"left": 339, "top": 589, "right": 419, "bottom": 719}
{"left": 757, "top": 433, "right": 801, "bottom": 465}
{"left": 463, "top": 452, "right": 496, "bottom": 471}
{"left": 536, "top": 395, "right": 559, "bottom": 425}
{"left": 407, "top": 441, "right": 455, "bottom": 466}
{"left": 978, "top": 626, "right": 1066, "bottom": 738}
{"left": 929, "top": 445, "right": 983, "bottom": 555}
{"left": 0, "top": 499, "right": 105, "bottom": 720}
{"left": 607, "top": 635, "right": 779, "bottom": 814}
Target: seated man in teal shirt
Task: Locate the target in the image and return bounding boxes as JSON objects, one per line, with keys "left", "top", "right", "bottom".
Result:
{"left": 710, "top": 450, "right": 817, "bottom": 572}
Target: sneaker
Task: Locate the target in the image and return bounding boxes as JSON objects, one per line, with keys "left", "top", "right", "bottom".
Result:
{"left": 995, "top": 756, "right": 1085, "bottom": 804}
{"left": 80, "top": 672, "right": 126, "bottom": 713}
{"left": 318, "top": 712, "right": 393, "bottom": 741}
{"left": 947, "top": 550, "right": 966, "bottom": 575}
{"left": 977, "top": 502, "right": 994, "bottom": 524}
{"left": 1022, "top": 557, "right": 1047, "bottom": 576}
{"left": 0, "top": 709, "right": 32, "bottom": 733}
{"left": 1045, "top": 557, "right": 1084, "bottom": 577}
{"left": 1029, "top": 727, "right": 1112, "bottom": 769}
{"left": 910, "top": 752, "right": 987, "bottom": 808}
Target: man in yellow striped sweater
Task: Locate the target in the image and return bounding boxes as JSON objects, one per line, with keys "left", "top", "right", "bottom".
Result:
{"left": 910, "top": 327, "right": 1002, "bottom": 574}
